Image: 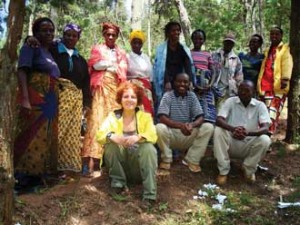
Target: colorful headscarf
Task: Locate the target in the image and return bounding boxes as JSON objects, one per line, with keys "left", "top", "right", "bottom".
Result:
{"left": 63, "top": 23, "right": 82, "bottom": 38}
{"left": 102, "top": 22, "right": 120, "bottom": 35}
{"left": 129, "top": 30, "right": 146, "bottom": 44}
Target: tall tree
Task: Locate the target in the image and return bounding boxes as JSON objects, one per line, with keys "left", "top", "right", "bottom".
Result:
{"left": 174, "top": 0, "right": 192, "bottom": 46}
{"left": 0, "top": 1, "right": 26, "bottom": 224}
{"left": 145, "top": 0, "right": 152, "bottom": 57}
{"left": 257, "top": 0, "right": 264, "bottom": 37}
{"left": 242, "top": 0, "right": 258, "bottom": 34}
{"left": 131, "top": 0, "right": 144, "bottom": 30}
{"left": 241, "top": 0, "right": 264, "bottom": 36}
{"left": 285, "top": 0, "right": 300, "bottom": 144}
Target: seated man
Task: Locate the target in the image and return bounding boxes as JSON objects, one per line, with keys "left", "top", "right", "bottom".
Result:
{"left": 214, "top": 80, "right": 271, "bottom": 185}
{"left": 156, "top": 73, "right": 214, "bottom": 172}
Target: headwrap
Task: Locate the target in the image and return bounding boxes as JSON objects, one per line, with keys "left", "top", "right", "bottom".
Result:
{"left": 63, "top": 23, "right": 82, "bottom": 38}
{"left": 129, "top": 30, "right": 146, "bottom": 44}
{"left": 102, "top": 22, "right": 120, "bottom": 35}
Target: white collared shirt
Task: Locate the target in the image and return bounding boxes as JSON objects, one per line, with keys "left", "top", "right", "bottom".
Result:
{"left": 218, "top": 97, "right": 271, "bottom": 132}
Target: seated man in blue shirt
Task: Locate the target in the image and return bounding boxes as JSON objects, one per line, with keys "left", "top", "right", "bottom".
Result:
{"left": 156, "top": 73, "right": 214, "bottom": 172}
{"left": 214, "top": 80, "right": 271, "bottom": 185}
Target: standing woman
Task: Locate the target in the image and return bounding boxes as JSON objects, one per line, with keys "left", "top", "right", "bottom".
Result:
{"left": 153, "top": 21, "right": 194, "bottom": 110}
{"left": 14, "top": 17, "right": 60, "bottom": 175}
{"left": 238, "top": 34, "right": 264, "bottom": 88}
{"left": 257, "top": 26, "right": 293, "bottom": 134}
{"left": 82, "top": 22, "right": 128, "bottom": 175}
{"left": 127, "top": 30, "right": 154, "bottom": 116}
{"left": 191, "top": 29, "right": 220, "bottom": 123}
{"left": 50, "top": 24, "right": 91, "bottom": 172}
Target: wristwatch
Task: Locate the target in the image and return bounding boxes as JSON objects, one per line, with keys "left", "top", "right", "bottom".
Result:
{"left": 106, "top": 132, "right": 114, "bottom": 141}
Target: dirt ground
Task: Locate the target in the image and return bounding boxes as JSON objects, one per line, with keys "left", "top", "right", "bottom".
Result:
{"left": 13, "top": 114, "right": 300, "bottom": 225}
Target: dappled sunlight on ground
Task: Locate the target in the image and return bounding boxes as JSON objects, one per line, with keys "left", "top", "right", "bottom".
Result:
{"left": 13, "top": 102, "right": 300, "bottom": 225}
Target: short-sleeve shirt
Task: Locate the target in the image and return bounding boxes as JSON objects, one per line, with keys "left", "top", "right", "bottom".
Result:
{"left": 218, "top": 96, "right": 271, "bottom": 131}
{"left": 191, "top": 50, "right": 214, "bottom": 71}
{"left": 18, "top": 45, "right": 60, "bottom": 78}
{"left": 238, "top": 52, "right": 264, "bottom": 86}
{"left": 157, "top": 90, "right": 203, "bottom": 123}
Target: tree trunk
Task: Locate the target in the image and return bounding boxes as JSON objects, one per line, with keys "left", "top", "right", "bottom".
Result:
{"left": 0, "top": 1, "right": 25, "bottom": 224}
{"left": 131, "top": 0, "right": 144, "bottom": 30}
{"left": 147, "top": 0, "right": 152, "bottom": 58}
{"left": 242, "top": 0, "right": 260, "bottom": 35}
{"left": 285, "top": 0, "right": 300, "bottom": 144}
{"left": 174, "top": 0, "right": 192, "bottom": 46}
{"left": 257, "top": 0, "right": 263, "bottom": 34}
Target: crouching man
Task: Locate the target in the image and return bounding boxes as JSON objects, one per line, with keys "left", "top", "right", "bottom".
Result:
{"left": 156, "top": 73, "right": 214, "bottom": 173}
{"left": 214, "top": 80, "right": 271, "bottom": 185}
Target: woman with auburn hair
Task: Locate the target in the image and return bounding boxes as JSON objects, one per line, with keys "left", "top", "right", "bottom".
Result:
{"left": 96, "top": 81, "right": 157, "bottom": 206}
{"left": 82, "top": 22, "right": 128, "bottom": 176}
{"left": 127, "top": 30, "right": 154, "bottom": 116}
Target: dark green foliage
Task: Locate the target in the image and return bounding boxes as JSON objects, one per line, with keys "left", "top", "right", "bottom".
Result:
{"left": 21, "top": 0, "right": 292, "bottom": 59}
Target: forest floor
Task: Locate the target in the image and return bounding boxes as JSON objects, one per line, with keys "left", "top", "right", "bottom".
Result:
{"left": 13, "top": 108, "right": 300, "bottom": 225}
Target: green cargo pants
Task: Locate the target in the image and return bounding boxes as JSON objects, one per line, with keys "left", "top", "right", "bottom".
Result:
{"left": 104, "top": 142, "right": 158, "bottom": 200}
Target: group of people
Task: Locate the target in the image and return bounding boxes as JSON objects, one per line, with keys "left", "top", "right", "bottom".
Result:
{"left": 14, "top": 17, "right": 293, "bottom": 207}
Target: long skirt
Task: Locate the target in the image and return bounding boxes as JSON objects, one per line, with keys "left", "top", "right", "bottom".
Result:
{"left": 129, "top": 77, "right": 154, "bottom": 117}
{"left": 259, "top": 91, "right": 286, "bottom": 134}
{"left": 14, "top": 72, "right": 58, "bottom": 175}
{"left": 196, "top": 87, "right": 221, "bottom": 123}
{"left": 81, "top": 72, "right": 120, "bottom": 160}
{"left": 57, "top": 78, "right": 82, "bottom": 172}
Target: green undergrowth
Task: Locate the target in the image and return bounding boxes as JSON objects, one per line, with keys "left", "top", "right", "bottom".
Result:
{"left": 289, "top": 176, "right": 300, "bottom": 200}
{"left": 157, "top": 190, "right": 278, "bottom": 225}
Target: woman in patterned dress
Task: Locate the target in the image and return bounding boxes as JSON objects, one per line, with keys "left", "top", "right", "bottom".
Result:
{"left": 14, "top": 17, "right": 60, "bottom": 176}
{"left": 82, "top": 22, "right": 128, "bottom": 176}
{"left": 50, "top": 24, "right": 92, "bottom": 173}
{"left": 190, "top": 29, "right": 220, "bottom": 123}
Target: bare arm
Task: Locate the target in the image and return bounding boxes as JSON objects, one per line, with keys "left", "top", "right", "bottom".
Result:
{"left": 216, "top": 116, "right": 246, "bottom": 140}
{"left": 216, "top": 116, "right": 235, "bottom": 132}
{"left": 159, "top": 114, "right": 204, "bottom": 136}
{"left": 25, "top": 36, "right": 41, "bottom": 48}
{"left": 216, "top": 116, "right": 269, "bottom": 140}
{"left": 191, "top": 115, "right": 204, "bottom": 128}
{"left": 247, "top": 123, "right": 270, "bottom": 136}
{"left": 17, "top": 68, "right": 31, "bottom": 109}
{"left": 159, "top": 114, "right": 185, "bottom": 129}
